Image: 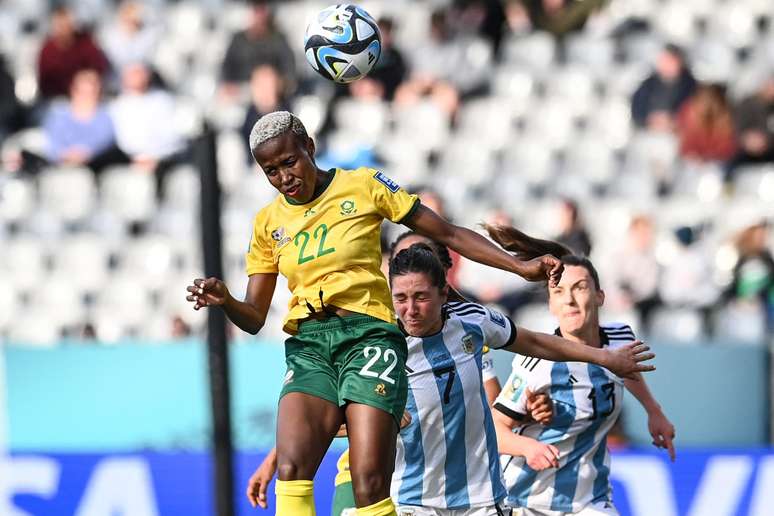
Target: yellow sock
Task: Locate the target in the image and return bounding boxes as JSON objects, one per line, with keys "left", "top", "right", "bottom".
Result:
{"left": 356, "top": 497, "right": 396, "bottom": 516}
{"left": 275, "top": 479, "right": 315, "bottom": 516}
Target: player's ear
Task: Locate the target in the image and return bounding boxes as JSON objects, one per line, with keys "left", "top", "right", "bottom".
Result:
{"left": 596, "top": 288, "right": 605, "bottom": 307}
{"left": 304, "top": 135, "right": 316, "bottom": 159}
{"left": 440, "top": 285, "right": 449, "bottom": 303}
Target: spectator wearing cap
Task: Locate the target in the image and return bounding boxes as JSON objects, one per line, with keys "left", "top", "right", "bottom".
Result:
{"left": 631, "top": 44, "right": 697, "bottom": 132}
{"left": 220, "top": 0, "right": 295, "bottom": 98}
{"left": 37, "top": 5, "right": 109, "bottom": 100}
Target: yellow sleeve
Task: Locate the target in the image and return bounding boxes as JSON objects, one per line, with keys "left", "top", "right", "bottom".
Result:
{"left": 361, "top": 168, "right": 419, "bottom": 223}
{"left": 245, "top": 211, "right": 279, "bottom": 275}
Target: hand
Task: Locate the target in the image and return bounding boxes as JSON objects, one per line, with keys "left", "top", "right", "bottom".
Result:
{"left": 61, "top": 147, "right": 89, "bottom": 165}
{"left": 400, "top": 410, "right": 412, "bottom": 429}
{"left": 525, "top": 389, "right": 553, "bottom": 425}
{"left": 186, "top": 277, "right": 228, "bottom": 310}
{"left": 604, "top": 341, "right": 655, "bottom": 379}
{"left": 523, "top": 440, "right": 560, "bottom": 471}
{"left": 246, "top": 454, "right": 277, "bottom": 509}
{"left": 648, "top": 409, "right": 676, "bottom": 462}
{"left": 519, "top": 254, "right": 563, "bottom": 287}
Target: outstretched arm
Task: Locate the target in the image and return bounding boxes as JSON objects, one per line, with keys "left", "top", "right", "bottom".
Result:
{"left": 492, "top": 408, "right": 559, "bottom": 471}
{"left": 186, "top": 273, "right": 277, "bottom": 335}
{"left": 625, "top": 373, "right": 676, "bottom": 461}
{"left": 405, "top": 205, "right": 563, "bottom": 286}
{"left": 502, "top": 327, "right": 656, "bottom": 379}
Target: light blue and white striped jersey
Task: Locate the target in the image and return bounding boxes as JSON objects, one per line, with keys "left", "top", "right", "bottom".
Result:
{"left": 391, "top": 301, "right": 513, "bottom": 509}
{"left": 495, "top": 323, "right": 635, "bottom": 513}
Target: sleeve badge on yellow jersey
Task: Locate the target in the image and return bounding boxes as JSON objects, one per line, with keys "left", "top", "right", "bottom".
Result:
{"left": 373, "top": 170, "right": 401, "bottom": 193}
{"left": 271, "top": 226, "right": 292, "bottom": 248}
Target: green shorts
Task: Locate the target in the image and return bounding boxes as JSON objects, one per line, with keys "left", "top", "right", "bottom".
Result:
{"left": 280, "top": 314, "right": 408, "bottom": 424}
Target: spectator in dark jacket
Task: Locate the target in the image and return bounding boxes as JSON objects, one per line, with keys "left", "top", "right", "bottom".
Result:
{"left": 349, "top": 17, "right": 408, "bottom": 101}
{"left": 240, "top": 64, "right": 291, "bottom": 162}
{"left": 37, "top": 5, "right": 109, "bottom": 99}
{"left": 631, "top": 44, "right": 696, "bottom": 131}
{"left": 0, "top": 55, "right": 23, "bottom": 145}
{"left": 555, "top": 198, "right": 592, "bottom": 256}
{"left": 220, "top": 0, "right": 295, "bottom": 97}
{"left": 725, "top": 77, "right": 774, "bottom": 181}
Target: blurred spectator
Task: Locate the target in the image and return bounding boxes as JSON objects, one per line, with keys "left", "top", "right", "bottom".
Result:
{"left": 110, "top": 63, "right": 186, "bottom": 191}
{"left": 631, "top": 44, "right": 696, "bottom": 131}
{"left": 555, "top": 198, "right": 592, "bottom": 256}
{"left": 725, "top": 221, "right": 774, "bottom": 331}
{"left": 607, "top": 215, "right": 662, "bottom": 333}
{"left": 220, "top": 0, "right": 295, "bottom": 97}
{"left": 676, "top": 84, "right": 736, "bottom": 163}
{"left": 350, "top": 17, "right": 407, "bottom": 101}
{"left": 660, "top": 225, "right": 718, "bottom": 320}
{"left": 395, "top": 8, "right": 492, "bottom": 117}
{"left": 241, "top": 65, "right": 291, "bottom": 162}
{"left": 522, "top": 0, "right": 608, "bottom": 39}
{"left": 100, "top": 1, "right": 159, "bottom": 80}
{"left": 503, "top": 0, "right": 533, "bottom": 37}
{"left": 42, "top": 69, "right": 121, "bottom": 171}
{"left": 453, "top": 0, "right": 507, "bottom": 58}
{"left": 171, "top": 315, "right": 192, "bottom": 338}
{"left": 725, "top": 77, "right": 774, "bottom": 181}
{"left": 0, "top": 55, "right": 23, "bottom": 145}
{"left": 37, "top": 5, "right": 109, "bottom": 100}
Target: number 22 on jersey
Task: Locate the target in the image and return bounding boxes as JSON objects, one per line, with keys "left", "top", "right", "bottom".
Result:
{"left": 295, "top": 223, "right": 336, "bottom": 264}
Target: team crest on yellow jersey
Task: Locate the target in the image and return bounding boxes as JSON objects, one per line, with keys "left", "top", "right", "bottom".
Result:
{"left": 461, "top": 333, "right": 474, "bottom": 354}
{"left": 340, "top": 200, "right": 357, "bottom": 216}
{"left": 374, "top": 383, "right": 387, "bottom": 396}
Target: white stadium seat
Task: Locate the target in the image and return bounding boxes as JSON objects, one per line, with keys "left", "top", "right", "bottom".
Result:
{"left": 39, "top": 166, "right": 97, "bottom": 224}
{"left": 100, "top": 166, "right": 157, "bottom": 224}
{"left": 51, "top": 234, "right": 111, "bottom": 294}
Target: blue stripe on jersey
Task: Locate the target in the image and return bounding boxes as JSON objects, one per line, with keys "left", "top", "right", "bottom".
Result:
{"left": 591, "top": 430, "right": 611, "bottom": 503}
{"left": 509, "top": 362, "right": 576, "bottom": 508}
{"left": 462, "top": 320, "right": 507, "bottom": 503}
{"left": 550, "top": 364, "right": 613, "bottom": 511}
{"left": 421, "top": 332, "right": 470, "bottom": 508}
{"left": 398, "top": 385, "right": 425, "bottom": 505}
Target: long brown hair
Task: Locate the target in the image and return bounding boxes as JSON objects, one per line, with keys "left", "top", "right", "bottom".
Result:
{"left": 484, "top": 224, "right": 602, "bottom": 289}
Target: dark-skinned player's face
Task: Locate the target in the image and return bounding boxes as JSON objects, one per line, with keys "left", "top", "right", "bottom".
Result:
{"left": 253, "top": 130, "right": 318, "bottom": 203}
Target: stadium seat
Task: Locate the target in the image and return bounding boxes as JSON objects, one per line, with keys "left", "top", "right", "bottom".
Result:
{"left": 707, "top": 3, "right": 758, "bottom": 49}
{"left": 585, "top": 96, "right": 633, "bottom": 150}
{"left": 39, "top": 166, "right": 97, "bottom": 224}
{"left": 0, "top": 176, "right": 34, "bottom": 225}
{"left": 7, "top": 309, "right": 62, "bottom": 346}
{"left": 713, "top": 302, "right": 768, "bottom": 344}
{"left": 163, "top": 165, "right": 201, "bottom": 210}
{"left": 91, "top": 273, "right": 155, "bottom": 330}
{"left": 690, "top": 38, "right": 737, "bottom": 83}
{"left": 514, "top": 303, "right": 556, "bottom": 334}
{"left": 491, "top": 67, "right": 535, "bottom": 116}
{"left": 732, "top": 165, "right": 774, "bottom": 202}
{"left": 653, "top": 1, "right": 698, "bottom": 46}
{"left": 393, "top": 101, "right": 450, "bottom": 153}
{"left": 333, "top": 98, "right": 389, "bottom": 146}
{"left": 501, "top": 137, "right": 557, "bottom": 187}
{"left": 543, "top": 66, "right": 597, "bottom": 116}
{"left": 0, "top": 283, "right": 21, "bottom": 333}
{"left": 522, "top": 98, "right": 577, "bottom": 150}
{"left": 217, "top": 131, "right": 250, "bottom": 193}
{"left": 4, "top": 236, "right": 46, "bottom": 293}
{"left": 648, "top": 307, "right": 707, "bottom": 343}
{"left": 28, "top": 273, "right": 86, "bottom": 329}
{"left": 52, "top": 233, "right": 111, "bottom": 295}
{"left": 119, "top": 235, "right": 177, "bottom": 286}
{"left": 99, "top": 166, "right": 157, "bottom": 225}
{"left": 501, "top": 32, "right": 556, "bottom": 73}
{"left": 565, "top": 35, "right": 615, "bottom": 78}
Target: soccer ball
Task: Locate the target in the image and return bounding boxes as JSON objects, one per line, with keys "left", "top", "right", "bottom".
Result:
{"left": 304, "top": 4, "right": 381, "bottom": 84}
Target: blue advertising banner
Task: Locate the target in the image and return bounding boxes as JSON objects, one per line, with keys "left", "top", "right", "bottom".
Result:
{"left": 3, "top": 449, "right": 773, "bottom": 516}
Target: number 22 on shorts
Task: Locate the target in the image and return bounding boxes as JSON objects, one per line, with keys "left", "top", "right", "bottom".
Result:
{"left": 358, "top": 346, "right": 398, "bottom": 384}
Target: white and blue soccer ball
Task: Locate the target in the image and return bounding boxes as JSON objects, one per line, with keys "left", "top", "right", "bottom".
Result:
{"left": 304, "top": 4, "right": 381, "bottom": 84}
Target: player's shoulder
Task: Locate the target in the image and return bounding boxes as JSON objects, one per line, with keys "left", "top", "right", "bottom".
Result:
{"left": 346, "top": 166, "right": 403, "bottom": 193}
{"left": 601, "top": 322, "right": 637, "bottom": 344}
{"left": 252, "top": 196, "right": 283, "bottom": 224}
{"left": 446, "top": 301, "right": 510, "bottom": 330}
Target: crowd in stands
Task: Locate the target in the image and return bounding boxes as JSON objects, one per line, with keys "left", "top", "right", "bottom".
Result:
{"left": 0, "top": 0, "right": 772, "bottom": 344}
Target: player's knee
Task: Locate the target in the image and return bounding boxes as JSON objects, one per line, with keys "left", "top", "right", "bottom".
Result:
{"left": 276, "top": 458, "right": 315, "bottom": 481}
{"left": 350, "top": 469, "right": 389, "bottom": 506}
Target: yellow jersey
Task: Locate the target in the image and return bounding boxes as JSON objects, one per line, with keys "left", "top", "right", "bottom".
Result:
{"left": 246, "top": 167, "right": 419, "bottom": 334}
